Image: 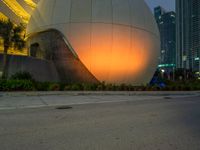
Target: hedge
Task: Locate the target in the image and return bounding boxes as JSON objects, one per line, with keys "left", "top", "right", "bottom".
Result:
{"left": 0, "top": 80, "right": 200, "bottom": 91}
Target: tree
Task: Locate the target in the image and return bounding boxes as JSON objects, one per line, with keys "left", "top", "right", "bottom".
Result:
{"left": 0, "top": 20, "right": 25, "bottom": 79}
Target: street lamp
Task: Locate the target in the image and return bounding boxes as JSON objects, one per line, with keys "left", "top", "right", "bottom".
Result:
{"left": 161, "top": 69, "right": 165, "bottom": 78}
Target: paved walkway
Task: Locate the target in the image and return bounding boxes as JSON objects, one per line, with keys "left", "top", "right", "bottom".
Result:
{"left": 0, "top": 91, "right": 200, "bottom": 110}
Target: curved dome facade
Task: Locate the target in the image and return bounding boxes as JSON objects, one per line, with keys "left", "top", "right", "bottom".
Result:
{"left": 26, "top": 0, "right": 160, "bottom": 85}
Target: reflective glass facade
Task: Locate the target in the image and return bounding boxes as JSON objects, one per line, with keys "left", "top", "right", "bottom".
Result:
{"left": 0, "top": 0, "right": 38, "bottom": 24}
{"left": 0, "top": 0, "right": 39, "bottom": 55}
{"left": 176, "top": 0, "right": 200, "bottom": 71}
{"left": 154, "top": 6, "right": 176, "bottom": 68}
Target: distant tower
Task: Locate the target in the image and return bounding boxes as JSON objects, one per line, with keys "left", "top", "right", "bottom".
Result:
{"left": 154, "top": 6, "right": 166, "bottom": 23}
{"left": 154, "top": 6, "right": 176, "bottom": 69}
{"left": 176, "top": 0, "right": 200, "bottom": 72}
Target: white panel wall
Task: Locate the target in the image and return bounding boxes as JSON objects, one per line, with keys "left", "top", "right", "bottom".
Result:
{"left": 90, "top": 23, "right": 112, "bottom": 81}
{"left": 27, "top": 0, "right": 160, "bottom": 85}
{"left": 92, "top": 0, "right": 112, "bottom": 23}
{"left": 109, "top": 25, "right": 131, "bottom": 83}
{"left": 70, "top": 0, "right": 92, "bottom": 22}
{"left": 112, "top": 0, "right": 131, "bottom": 26}
{"left": 129, "top": 0, "right": 145, "bottom": 29}
{"left": 52, "top": 0, "right": 71, "bottom": 24}
{"left": 40, "top": 0, "right": 55, "bottom": 25}
{"left": 28, "top": 0, "right": 159, "bottom": 36}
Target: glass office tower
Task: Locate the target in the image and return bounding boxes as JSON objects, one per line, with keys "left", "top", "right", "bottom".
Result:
{"left": 154, "top": 6, "right": 176, "bottom": 68}
{"left": 176, "top": 0, "right": 200, "bottom": 72}
{"left": 0, "top": 0, "right": 38, "bottom": 24}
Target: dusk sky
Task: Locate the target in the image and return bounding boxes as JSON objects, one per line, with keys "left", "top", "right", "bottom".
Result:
{"left": 145, "top": 0, "right": 175, "bottom": 12}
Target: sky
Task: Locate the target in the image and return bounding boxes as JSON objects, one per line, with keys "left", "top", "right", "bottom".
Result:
{"left": 145, "top": 0, "right": 175, "bottom": 12}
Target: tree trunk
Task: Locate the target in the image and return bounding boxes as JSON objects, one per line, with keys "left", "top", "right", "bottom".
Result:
{"left": 2, "top": 45, "right": 9, "bottom": 79}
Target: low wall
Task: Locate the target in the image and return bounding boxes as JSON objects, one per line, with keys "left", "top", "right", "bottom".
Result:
{"left": 0, "top": 54, "right": 60, "bottom": 82}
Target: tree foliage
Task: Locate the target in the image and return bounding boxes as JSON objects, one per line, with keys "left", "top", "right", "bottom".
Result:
{"left": 0, "top": 19, "right": 26, "bottom": 79}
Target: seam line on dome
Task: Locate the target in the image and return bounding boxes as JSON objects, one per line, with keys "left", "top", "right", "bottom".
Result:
{"left": 109, "top": 0, "right": 114, "bottom": 82}
{"left": 128, "top": 0, "right": 132, "bottom": 83}
{"left": 89, "top": 0, "right": 92, "bottom": 72}
{"left": 69, "top": 0, "right": 72, "bottom": 23}
{"left": 29, "top": 22, "right": 159, "bottom": 38}
{"left": 51, "top": 0, "right": 56, "bottom": 24}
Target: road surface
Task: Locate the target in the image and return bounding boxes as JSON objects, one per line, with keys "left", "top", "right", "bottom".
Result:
{"left": 0, "top": 92, "right": 200, "bottom": 150}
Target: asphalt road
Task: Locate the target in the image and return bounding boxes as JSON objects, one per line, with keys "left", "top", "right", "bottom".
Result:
{"left": 0, "top": 95, "right": 200, "bottom": 150}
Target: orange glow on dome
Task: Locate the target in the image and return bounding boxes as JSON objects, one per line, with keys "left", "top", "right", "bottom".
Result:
{"left": 68, "top": 24, "right": 153, "bottom": 84}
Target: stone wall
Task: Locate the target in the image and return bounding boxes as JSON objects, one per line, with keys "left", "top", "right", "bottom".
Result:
{"left": 0, "top": 54, "right": 60, "bottom": 82}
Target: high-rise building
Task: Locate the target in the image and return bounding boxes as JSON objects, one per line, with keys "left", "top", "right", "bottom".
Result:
{"left": 154, "top": 6, "right": 176, "bottom": 69}
{"left": 176, "top": 0, "right": 200, "bottom": 72}
{"left": 0, "top": 0, "right": 38, "bottom": 24}
{"left": 0, "top": 0, "right": 39, "bottom": 55}
{"left": 154, "top": 6, "right": 166, "bottom": 22}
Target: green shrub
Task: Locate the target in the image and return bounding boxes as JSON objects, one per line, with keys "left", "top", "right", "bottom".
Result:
{"left": 1, "top": 78, "right": 199, "bottom": 91}
{"left": 119, "top": 84, "right": 127, "bottom": 91}
{"left": 49, "top": 83, "right": 60, "bottom": 91}
{"left": 134, "top": 86, "right": 144, "bottom": 91}
{"left": 182, "top": 85, "right": 191, "bottom": 91}
{"left": 170, "top": 86, "right": 177, "bottom": 91}
{"left": 105, "top": 84, "right": 114, "bottom": 91}
{"left": 127, "top": 85, "right": 135, "bottom": 91}
{"left": 96, "top": 84, "right": 104, "bottom": 91}
{"left": 64, "top": 85, "right": 71, "bottom": 91}
{"left": 34, "top": 82, "right": 50, "bottom": 91}
{"left": 0, "top": 80, "right": 34, "bottom": 91}
{"left": 177, "top": 85, "right": 183, "bottom": 91}
{"left": 144, "top": 86, "right": 149, "bottom": 91}
{"left": 82, "top": 83, "right": 97, "bottom": 91}
{"left": 10, "top": 72, "right": 34, "bottom": 81}
{"left": 59, "top": 83, "right": 66, "bottom": 91}
{"left": 193, "top": 85, "right": 199, "bottom": 91}
{"left": 71, "top": 84, "right": 82, "bottom": 91}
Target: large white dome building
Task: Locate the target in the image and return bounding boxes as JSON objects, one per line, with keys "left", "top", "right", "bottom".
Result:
{"left": 26, "top": 0, "right": 160, "bottom": 85}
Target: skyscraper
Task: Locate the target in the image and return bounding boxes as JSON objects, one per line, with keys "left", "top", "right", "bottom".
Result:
{"left": 154, "top": 6, "right": 176, "bottom": 68}
{"left": 0, "top": 0, "right": 38, "bottom": 24}
{"left": 0, "top": 0, "right": 39, "bottom": 55}
{"left": 176, "top": 0, "right": 200, "bottom": 72}
{"left": 154, "top": 6, "right": 166, "bottom": 22}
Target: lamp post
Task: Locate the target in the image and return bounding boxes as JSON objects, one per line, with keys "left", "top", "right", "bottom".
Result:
{"left": 161, "top": 69, "right": 165, "bottom": 79}
{"left": 199, "top": 57, "right": 200, "bottom": 79}
{"left": 172, "top": 66, "right": 175, "bottom": 81}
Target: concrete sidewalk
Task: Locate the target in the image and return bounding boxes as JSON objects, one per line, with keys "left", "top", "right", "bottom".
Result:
{"left": 0, "top": 91, "right": 200, "bottom": 110}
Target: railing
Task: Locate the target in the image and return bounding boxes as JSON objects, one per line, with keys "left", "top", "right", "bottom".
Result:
{"left": 0, "top": 12, "right": 8, "bottom": 21}
{"left": 2, "top": 0, "right": 30, "bottom": 23}
{"left": 24, "top": 0, "right": 37, "bottom": 9}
